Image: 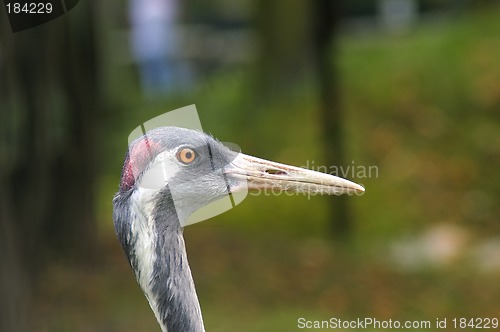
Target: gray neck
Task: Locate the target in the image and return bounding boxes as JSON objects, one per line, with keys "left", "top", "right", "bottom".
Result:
{"left": 151, "top": 224, "right": 205, "bottom": 332}
{"left": 117, "top": 189, "right": 205, "bottom": 332}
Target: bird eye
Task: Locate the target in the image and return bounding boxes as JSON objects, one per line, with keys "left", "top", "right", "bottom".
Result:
{"left": 177, "top": 147, "right": 197, "bottom": 164}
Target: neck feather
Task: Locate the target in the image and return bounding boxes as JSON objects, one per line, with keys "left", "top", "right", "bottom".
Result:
{"left": 115, "top": 189, "right": 205, "bottom": 332}
{"left": 152, "top": 223, "right": 205, "bottom": 332}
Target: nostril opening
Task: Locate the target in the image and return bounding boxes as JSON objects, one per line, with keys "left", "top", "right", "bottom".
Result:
{"left": 265, "top": 169, "right": 288, "bottom": 176}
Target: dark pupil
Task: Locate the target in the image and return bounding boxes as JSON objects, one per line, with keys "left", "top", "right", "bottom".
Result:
{"left": 185, "top": 151, "right": 193, "bottom": 159}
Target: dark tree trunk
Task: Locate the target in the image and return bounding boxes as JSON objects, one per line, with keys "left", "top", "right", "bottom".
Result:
{"left": 255, "top": 0, "right": 311, "bottom": 99}
{"left": 0, "top": 193, "right": 28, "bottom": 332}
{"left": 0, "top": 3, "right": 101, "bottom": 331}
{"left": 253, "top": 0, "right": 350, "bottom": 237}
{"left": 312, "top": 0, "right": 351, "bottom": 238}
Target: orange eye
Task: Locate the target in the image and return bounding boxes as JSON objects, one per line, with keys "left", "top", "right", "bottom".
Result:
{"left": 177, "top": 148, "right": 197, "bottom": 164}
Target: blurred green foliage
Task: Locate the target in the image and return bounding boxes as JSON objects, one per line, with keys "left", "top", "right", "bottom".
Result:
{"left": 341, "top": 10, "right": 500, "bottom": 241}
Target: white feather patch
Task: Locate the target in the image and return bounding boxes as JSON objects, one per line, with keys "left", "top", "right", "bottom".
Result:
{"left": 130, "top": 188, "right": 167, "bottom": 331}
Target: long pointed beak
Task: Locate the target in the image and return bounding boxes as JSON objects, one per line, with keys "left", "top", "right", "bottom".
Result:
{"left": 224, "top": 153, "right": 365, "bottom": 196}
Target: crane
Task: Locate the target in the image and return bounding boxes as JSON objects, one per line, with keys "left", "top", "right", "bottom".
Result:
{"left": 112, "top": 126, "right": 364, "bottom": 332}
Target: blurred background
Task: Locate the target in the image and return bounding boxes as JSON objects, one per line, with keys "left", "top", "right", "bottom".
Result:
{"left": 1, "top": 0, "right": 500, "bottom": 331}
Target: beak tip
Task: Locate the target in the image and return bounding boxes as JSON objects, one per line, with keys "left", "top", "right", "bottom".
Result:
{"left": 341, "top": 180, "right": 365, "bottom": 194}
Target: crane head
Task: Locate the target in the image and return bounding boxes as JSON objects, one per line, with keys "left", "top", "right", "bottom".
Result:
{"left": 116, "top": 126, "right": 364, "bottom": 227}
